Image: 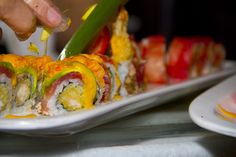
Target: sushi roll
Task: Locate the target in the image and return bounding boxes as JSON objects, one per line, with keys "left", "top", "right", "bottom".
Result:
{"left": 211, "top": 43, "right": 226, "bottom": 71}
{"left": 40, "top": 61, "right": 97, "bottom": 116}
{"left": 25, "top": 55, "right": 53, "bottom": 102}
{"left": 140, "top": 35, "right": 168, "bottom": 85}
{"left": 167, "top": 37, "right": 225, "bottom": 81}
{"left": 197, "top": 39, "right": 225, "bottom": 73}
{"left": 82, "top": 54, "right": 121, "bottom": 100}
{"left": 64, "top": 55, "right": 111, "bottom": 103}
{"left": 167, "top": 37, "right": 198, "bottom": 81}
{"left": 111, "top": 8, "right": 139, "bottom": 96}
{"left": 80, "top": 54, "right": 113, "bottom": 101}
{"left": 0, "top": 60, "right": 15, "bottom": 114}
{"left": 190, "top": 37, "right": 214, "bottom": 76}
{"left": 0, "top": 54, "right": 38, "bottom": 115}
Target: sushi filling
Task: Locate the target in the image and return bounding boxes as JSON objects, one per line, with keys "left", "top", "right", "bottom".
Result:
{"left": 58, "top": 82, "right": 83, "bottom": 111}
{"left": 15, "top": 74, "right": 32, "bottom": 107}
{"left": 0, "top": 74, "right": 12, "bottom": 112}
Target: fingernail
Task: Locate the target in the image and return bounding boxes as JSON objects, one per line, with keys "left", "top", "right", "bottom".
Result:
{"left": 47, "top": 8, "right": 62, "bottom": 26}
{"left": 53, "top": 16, "right": 70, "bottom": 32}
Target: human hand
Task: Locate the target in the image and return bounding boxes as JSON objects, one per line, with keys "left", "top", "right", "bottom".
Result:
{"left": 0, "top": 0, "right": 67, "bottom": 40}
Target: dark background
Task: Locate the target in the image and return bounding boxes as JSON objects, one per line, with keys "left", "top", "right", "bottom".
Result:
{"left": 0, "top": 0, "right": 235, "bottom": 60}
{"left": 126, "top": 0, "right": 236, "bottom": 60}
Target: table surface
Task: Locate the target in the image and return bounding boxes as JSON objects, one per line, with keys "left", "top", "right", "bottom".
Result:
{"left": 1, "top": 91, "right": 236, "bottom": 157}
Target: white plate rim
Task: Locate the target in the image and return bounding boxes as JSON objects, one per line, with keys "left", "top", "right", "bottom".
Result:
{"left": 189, "top": 74, "right": 236, "bottom": 137}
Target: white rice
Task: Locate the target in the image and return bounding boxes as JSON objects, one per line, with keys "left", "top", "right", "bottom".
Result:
{"left": 118, "top": 61, "right": 130, "bottom": 97}
{"left": 46, "top": 79, "right": 83, "bottom": 116}
{"left": 0, "top": 74, "right": 13, "bottom": 114}
{"left": 10, "top": 99, "right": 37, "bottom": 116}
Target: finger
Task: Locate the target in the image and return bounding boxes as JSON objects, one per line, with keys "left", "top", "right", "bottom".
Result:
{"left": 1, "top": 0, "right": 36, "bottom": 41}
{"left": 23, "top": 0, "right": 63, "bottom": 28}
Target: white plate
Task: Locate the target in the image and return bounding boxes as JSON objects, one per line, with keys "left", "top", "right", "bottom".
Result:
{"left": 189, "top": 73, "right": 236, "bottom": 137}
{"left": 1, "top": 61, "right": 236, "bottom": 137}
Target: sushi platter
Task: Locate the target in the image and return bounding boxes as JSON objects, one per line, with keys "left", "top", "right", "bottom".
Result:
{"left": 0, "top": 61, "right": 235, "bottom": 136}
{"left": 0, "top": 7, "right": 236, "bottom": 136}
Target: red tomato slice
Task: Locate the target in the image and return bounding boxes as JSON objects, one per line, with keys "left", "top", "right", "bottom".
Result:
{"left": 0, "top": 66, "right": 13, "bottom": 78}
{"left": 140, "top": 35, "right": 167, "bottom": 84}
{"left": 88, "top": 26, "right": 110, "bottom": 55}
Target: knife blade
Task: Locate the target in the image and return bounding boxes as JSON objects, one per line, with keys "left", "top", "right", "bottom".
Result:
{"left": 59, "top": 0, "right": 127, "bottom": 60}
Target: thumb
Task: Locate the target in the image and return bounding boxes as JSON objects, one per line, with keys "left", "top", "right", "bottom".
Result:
{"left": 0, "top": 0, "right": 37, "bottom": 40}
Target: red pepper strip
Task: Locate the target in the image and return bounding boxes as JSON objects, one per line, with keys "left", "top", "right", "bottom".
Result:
{"left": 0, "top": 65, "right": 13, "bottom": 78}
{"left": 88, "top": 26, "right": 110, "bottom": 55}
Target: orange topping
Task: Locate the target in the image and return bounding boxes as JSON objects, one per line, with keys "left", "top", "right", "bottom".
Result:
{"left": 5, "top": 114, "right": 37, "bottom": 119}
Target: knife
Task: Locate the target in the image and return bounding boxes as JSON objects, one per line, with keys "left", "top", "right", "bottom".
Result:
{"left": 59, "top": 0, "right": 127, "bottom": 60}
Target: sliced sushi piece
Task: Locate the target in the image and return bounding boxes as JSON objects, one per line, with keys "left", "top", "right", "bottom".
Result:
{"left": 0, "top": 61, "right": 16, "bottom": 114}
{"left": 190, "top": 37, "right": 214, "bottom": 76}
{"left": 80, "top": 54, "right": 113, "bottom": 102}
{"left": 140, "top": 35, "right": 168, "bottom": 84}
{"left": 111, "top": 8, "right": 138, "bottom": 96}
{"left": 82, "top": 54, "right": 121, "bottom": 100}
{"left": 211, "top": 43, "right": 226, "bottom": 71}
{"left": 40, "top": 61, "right": 97, "bottom": 116}
{"left": 167, "top": 37, "right": 199, "bottom": 81}
{"left": 196, "top": 39, "right": 225, "bottom": 73}
{"left": 14, "top": 67, "right": 37, "bottom": 107}
{"left": 64, "top": 55, "right": 110, "bottom": 103}
{"left": 0, "top": 55, "right": 38, "bottom": 115}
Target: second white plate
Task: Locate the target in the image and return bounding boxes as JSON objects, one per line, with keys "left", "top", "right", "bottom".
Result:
{"left": 189, "top": 74, "right": 236, "bottom": 137}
